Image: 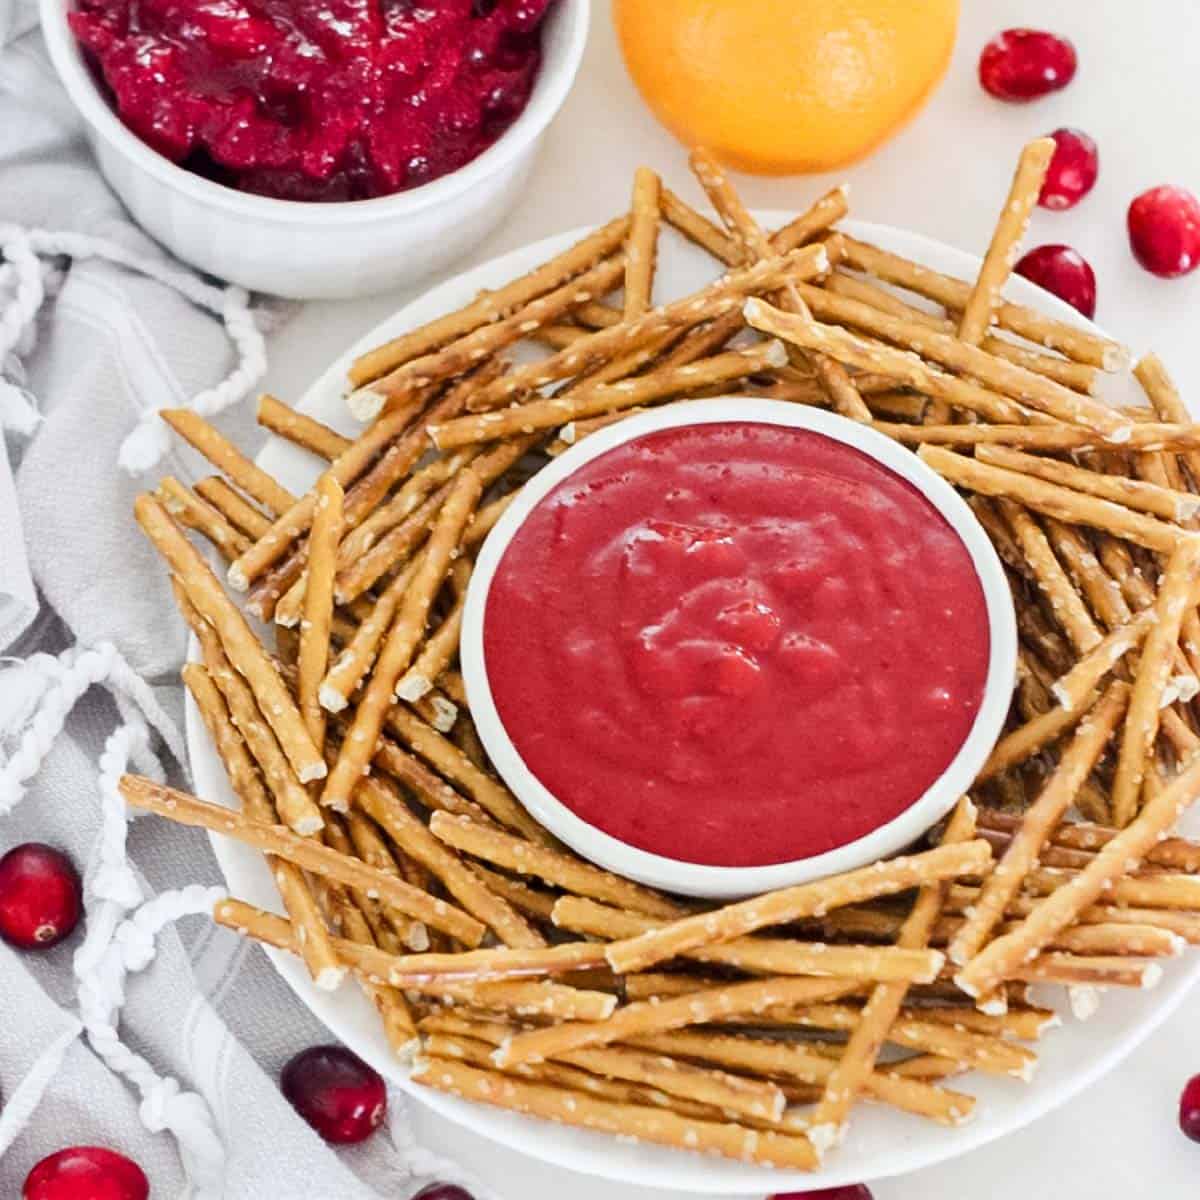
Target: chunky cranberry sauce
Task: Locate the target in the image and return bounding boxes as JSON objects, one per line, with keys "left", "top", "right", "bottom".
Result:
{"left": 70, "top": 0, "right": 555, "bottom": 201}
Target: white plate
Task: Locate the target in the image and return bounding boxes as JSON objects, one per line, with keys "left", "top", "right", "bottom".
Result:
{"left": 187, "top": 216, "right": 1200, "bottom": 1192}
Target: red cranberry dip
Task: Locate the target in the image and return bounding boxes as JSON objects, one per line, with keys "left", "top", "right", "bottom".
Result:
{"left": 69, "top": 0, "right": 559, "bottom": 201}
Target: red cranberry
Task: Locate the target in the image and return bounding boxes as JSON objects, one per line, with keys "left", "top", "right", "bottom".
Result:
{"left": 1039, "top": 128, "right": 1099, "bottom": 210}
{"left": 770, "top": 1188, "right": 873, "bottom": 1200}
{"left": 1015, "top": 244, "right": 1097, "bottom": 318}
{"left": 979, "top": 29, "right": 1077, "bottom": 101}
{"left": 0, "top": 844, "right": 82, "bottom": 950}
{"left": 1128, "top": 185, "right": 1200, "bottom": 278}
{"left": 1181, "top": 1073, "right": 1200, "bottom": 1142}
{"left": 281, "top": 1045, "right": 386, "bottom": 1144}
{"left": 413, "top": 1187, "right": 475, "bottom": 1200}
{"left": 23, "top": 1147, "right": 148, "bottom": 1200}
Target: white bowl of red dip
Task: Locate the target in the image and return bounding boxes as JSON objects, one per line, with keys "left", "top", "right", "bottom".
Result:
{"left": 39, "top": 0, "right": 588, "bottom": 298}
{"left": 462, "top": 399, "right": 1017, "bottom": 898}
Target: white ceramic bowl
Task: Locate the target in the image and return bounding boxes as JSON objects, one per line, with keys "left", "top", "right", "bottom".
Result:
{"left": 38, "top": 0, "right": 589, "bottom": 299}
{"left": 462, "top": 398, "right": 1018, "bottom": 899}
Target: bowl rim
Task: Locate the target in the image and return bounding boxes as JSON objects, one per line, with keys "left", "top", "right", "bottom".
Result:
{"left": 461, "top": 397, "right": 1018, "bottom": 899}
{"left": 37, "top": 0, "right": 590, "bottom": 225}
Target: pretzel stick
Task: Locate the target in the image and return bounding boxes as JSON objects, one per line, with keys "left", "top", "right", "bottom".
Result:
{"left": 1009, "top": 953, "right": 1164, "bottom": 989}
{"left": 429, "top": 340, "right": 788, "bottom": 449}
{"left": 1134, "top": 353, "right": 1200, "bottom": 487}
{"left": 430, "top": 813, "right": 687, "bottom": 920}
{"left": 420, "top": 1019, "right": 795, "bottom": 1127}
{"left": 347, "top": 215, "right": 631, "bottom": 388}
{"left": 956, "top": 748, "right": 1200, "bottom": 997}
{"left": 161, "top": 409, "right": 297, "bottom": 516}
{"left": 384, "top": 707, "right": 547, "bottom": 842}
{"left": 318, "top": 884, "right": 418, "bottom": 1055}
{"left": 748, "top": 294, "right": 1129, "bottom": 439}
{"left": 997, "top": 499, "right": 1102, "bottom": 653}
{"left": 174, "top": 581, "right": 324, "bottom": 836}
{"left": 329, "top": 810, "right": 426, "bottom": 952}
{"left": 771, "top": 185, "right": 850, "bottom": 253}
{"left": 316, "top": 566, "right": 422, "bottom": 714}
{"left": 805, "top": 797, "right": 978, "bottom": 1152}
{"left": 322, "top": 470, "right": 482, "bottom": 812}
{"left": 156, "top": 477, "right": 250, "bottom": 561}
{"left": 941, "top": 886, "right": 1200, "bottom": 942}
{"left": 136, "top": 494, "right": 326, "bottom": 782}
{"left": 296, "top": 474, "right": 343, "bottom": 752}
{"left": 227, "top": 395, "right": 431, "bottom": 591}
{"left": 572, "top": 301, "right": 624, "bottom": 329}
{"left": 823, "top": 272, "right": 1100, "bottom": 394}
{"left": 194, "top": 477, "right": 272, "bottom": 540}
{"left": 549, "top": 896, "right": 944, "bottom": 983}
{"left": 659, "top": 188, "right": 741, "bottom": 265}
{"left": 332, "top": 487, "right": 446, "bottom": 605}
{"left": 624, "top": 167, "right": 661, "bottom": 318}
{"left": 257, "top": 394, "right": 351, "bottom": 460}
{"left": 838, "top": 236, "right": 1128, "bottom": 370}
{"left": 411, "top": 1058, "right": 818, "bottom": 1170}
{"left": 980, "top": 445, "right": 1200, "bottom": 524}
{"left": 1042, "top": 520, "right": 1135, "bottom": 638}
{"left": 396, "top": 575, "right": 469, "bottom": 703}
{"left": 419, "top": 1030, "right": 784, "bottom": 1127}
{"left": 1111, "top": 540, "right": 1200, "bottom": 825}
{"left": 689, "top": 148, "right": 870, "bottom": 423}
{"left": 122, "top": 775, "right": 485, "bottom": 943}
{"left": 879, "top": 421, "right": 1200, "bottom": 452}
{"left": 1050, "top": 610, "right": 1156, "bottom": 710}
{"left": 602, "top": 839, "right": 991, "bottom": 976}
{"left": 494, "top": 977, "right": 860, "bottom": 1068}
{"left": 464, "top": 243, "right": 829, "bottom": 413}
{"left": 976, "top": 809, "right": 1200, "bottom": 873}
{"left": 917, "top": 446, "right": 1196, "bottom": 553}
{"left": 434, "top": 1019, "right": 786, "bottom": 1123}
{"left": 463, "top": 493, "right": 516, "bottom": 549}
{"left": 337, "top": 450, "right": 475, "bottom": 565}
{"left": 351, "top": 257, "right": 627, "bottom": 415}
{"left": 894, "top": 1005, "right": 1060, "bottom": 1041}
{"left": 948, "top": 684, "right": 1129, "bottom": 968}
{"left": 958, "top": 138, "right": 1056, "bottom": 346}
{"left": 1017, "top": 864, "right": 1200, "bottom": 909}
{"left": 182, "top": 663, "right": 346, "bottom": 990}
{"left": 627, "top": 1030, "right": 974, "bottom": 1127}
{"left": 355, "top": 773, "right": 543, "bottom": 949}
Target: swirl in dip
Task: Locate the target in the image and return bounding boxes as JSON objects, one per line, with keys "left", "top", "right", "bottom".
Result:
{"left": 69, "top": 0, "right": 556, "bottom": 201}
{"left": 483, "top": 421, "right": 991, "bottom": 868}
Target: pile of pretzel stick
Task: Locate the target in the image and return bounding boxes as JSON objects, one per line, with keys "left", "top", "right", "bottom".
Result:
{"left": 120, "top": 139, "right": 1200, "bottom": 1169}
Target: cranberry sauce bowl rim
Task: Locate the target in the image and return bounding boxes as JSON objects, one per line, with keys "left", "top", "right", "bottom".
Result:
{"left": 461, "top": 398, "right": 1018, "bottom": 900}
{"left": 39, "top": 0, "right": 589, "bottom": 224}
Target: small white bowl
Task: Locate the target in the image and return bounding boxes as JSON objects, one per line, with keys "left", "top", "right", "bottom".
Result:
{"left": 38, "top": 0, "right": 589, "bottom": 299}
{"left": 462, "top": 398, "right": 1017, "bottom": 899}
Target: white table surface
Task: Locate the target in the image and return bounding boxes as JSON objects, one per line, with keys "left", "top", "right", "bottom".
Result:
{"left": 259, "top": 2, "right": 1200, "bottom": 1195}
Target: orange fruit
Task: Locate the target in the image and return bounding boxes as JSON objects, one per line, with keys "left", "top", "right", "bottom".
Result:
{"left": 613, "top": 0, "right": 959, "bottom": 175}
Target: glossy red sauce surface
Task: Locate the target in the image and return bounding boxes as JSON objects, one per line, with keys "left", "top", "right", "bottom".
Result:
{"left": 484, "top": 422, "right": 990, "bottom": 867}
{"left": 70, "top": 0, "right": 553, "bottom": 201}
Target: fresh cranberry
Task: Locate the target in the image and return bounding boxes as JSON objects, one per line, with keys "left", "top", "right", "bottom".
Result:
{"left": 413, "top": 1187, "right": 475, "bottom": 1200}
{"left": 281, "top": 1045, "right": 386, "bottom": 1144}
{"left": 1128, "top": 186, "right": 1200, "bottom": 278}
{"left": 1181, "top": 1074, "right": 1200, "bottom": 1142}
{"left": 1015, "top": 244, "right": 1097, "bottom": 318}
{"left": 1039, "top": 128, "right": 1099, "bottom": 210}
{"left": 0, "top": 844, "right": 82, "bottom": 950}
{"left": 769, "top": 1188, "right": 874, "bottom": 1200}
{"left": 23, "top": 1147, "right": 148, "bottom": 1200}
{"left": 979, "top": 29, "right": 1077, "bottom": 101}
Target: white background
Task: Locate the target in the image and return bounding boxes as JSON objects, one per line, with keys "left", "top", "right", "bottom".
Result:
{"left": 261, "top": 3, "right": 1200, "bottom": 1196}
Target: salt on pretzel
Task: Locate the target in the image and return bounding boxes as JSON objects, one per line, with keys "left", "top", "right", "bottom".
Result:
{"left": 624, "top": 167, "right": 661, "bottom": 318}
